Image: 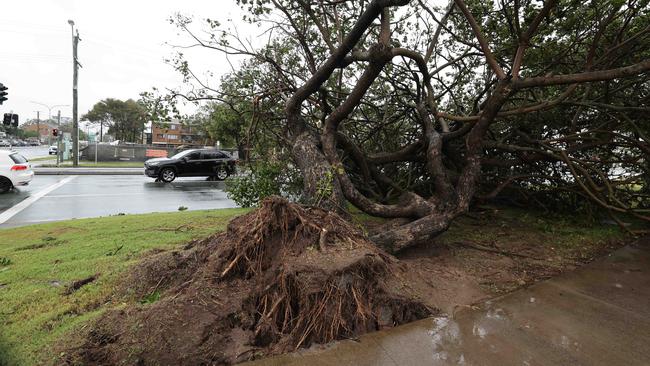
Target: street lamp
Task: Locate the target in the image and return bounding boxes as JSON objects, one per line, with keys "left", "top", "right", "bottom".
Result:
{"left": 30, "top": 102, "right": 69, "bottom": 121}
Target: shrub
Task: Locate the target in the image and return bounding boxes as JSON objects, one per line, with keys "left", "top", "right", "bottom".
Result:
{"left": 226, "top": 161, "right": 302, "bottom": 207}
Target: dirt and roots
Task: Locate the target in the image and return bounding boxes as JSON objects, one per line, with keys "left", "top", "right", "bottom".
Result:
{"left": 66, "top": 197, "right": 435, "bottom": 365}
{"left": 61, "top": 199, "right": 629, "bottom": 365}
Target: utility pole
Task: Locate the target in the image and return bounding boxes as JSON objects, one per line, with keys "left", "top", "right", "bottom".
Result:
{"left": 36, "top": 111, "right": 40, "bottom": 144}
{"left": 56, "top": 110, "right": 62, "bottom": 166}
{"left": 69, "top": 20, "right": 80, "bottom": 167}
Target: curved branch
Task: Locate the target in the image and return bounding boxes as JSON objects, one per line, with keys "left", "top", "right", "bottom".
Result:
{"left": 512, "top": 60, "right": 650, "bottom": 89}
{"left": 454, "top": 0, "right": 507, "bottom": 80}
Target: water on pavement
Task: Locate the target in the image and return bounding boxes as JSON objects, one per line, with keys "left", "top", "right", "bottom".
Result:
{"left": 0, "top": 175, "right": 238, "bottom": 228}
{"left": 246, "top": 240, "right": 650, "bottom": 366}
{"left": 0, "top": 146, "right": 50, "bottom": 159}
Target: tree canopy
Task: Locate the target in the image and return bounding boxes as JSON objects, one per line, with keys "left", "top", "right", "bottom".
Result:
{"left": 146, "top": 0, "right": 650, "bottom": 251}
{"left": 83, "top": 98, "right": 148, "bottom": 142}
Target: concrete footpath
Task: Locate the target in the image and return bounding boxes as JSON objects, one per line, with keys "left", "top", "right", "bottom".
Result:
{"left": 33, "top": 167, "right": 143, "bottom": 175}
{"left": 248, "top": 238, "right": 650, "bottom": 366}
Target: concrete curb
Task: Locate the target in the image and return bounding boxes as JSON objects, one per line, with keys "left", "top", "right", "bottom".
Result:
{"left": 34, "top": 168, "right": 143, "bottom": 175}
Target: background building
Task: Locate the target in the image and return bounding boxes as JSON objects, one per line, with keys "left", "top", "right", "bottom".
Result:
{"left": 152, "top": 120, "right": 205, "bottom": 146}
{"left": 21, "top": 119, "right": 57, "bottom": 142}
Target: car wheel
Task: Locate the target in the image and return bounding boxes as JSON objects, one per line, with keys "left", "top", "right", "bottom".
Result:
{"left": 0, "top": 177, "right": 12, "bottom": 194}
{"left": 160, "top": 168, "right": 176, "bottom": 183}
{"left": 215, "top": 167, "right": 229, "bottom": 181}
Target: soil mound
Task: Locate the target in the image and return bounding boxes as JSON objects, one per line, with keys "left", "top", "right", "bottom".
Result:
{"left": 69, "top": 197, "right": 434, "bottom": 365}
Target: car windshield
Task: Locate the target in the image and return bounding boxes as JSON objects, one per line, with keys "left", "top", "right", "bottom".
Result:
{"left": 170, "top": 150, "right": 195, "bottom": 159}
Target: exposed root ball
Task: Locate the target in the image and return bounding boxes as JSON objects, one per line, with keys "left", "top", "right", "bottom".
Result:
{"left": 69, "top": 197, "right": 433, "bottom": 365}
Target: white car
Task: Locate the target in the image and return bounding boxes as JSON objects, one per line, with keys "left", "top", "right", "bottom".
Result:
{"left": 48, "top": 145, "right": 58, "bottom": 155}
{"left": 0, "top": 150, "right": 34, "bottom": 193}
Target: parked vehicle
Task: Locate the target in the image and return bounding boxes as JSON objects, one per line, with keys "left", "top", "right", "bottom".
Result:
{"left": 144, "top": 149, "right": 237, "bottom": 183}
{"left": 48, "top": 145, "right": 58, "bottom": 155}
{"left": 0, "top": 140, "right": 10, "bottom": 147}
{"left": 0, "top": 150, "right": 33, "bottom": 193}
{"left": 25, "top": 138, "right": 40, "bottom": 146}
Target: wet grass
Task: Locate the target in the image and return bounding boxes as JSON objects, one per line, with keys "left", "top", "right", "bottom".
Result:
{"left": 0, "top": 208, "right": 250, "bottom": 365}
{"left": 27, "top": 156, "right": 56, "bottom": 162}
{"left": 437, "top": 205, "right": 636, "bottom": 260}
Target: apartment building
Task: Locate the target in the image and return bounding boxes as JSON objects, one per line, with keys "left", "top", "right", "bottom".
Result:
{"left": 151, "top": 120, "right": 204, "bottom": 146}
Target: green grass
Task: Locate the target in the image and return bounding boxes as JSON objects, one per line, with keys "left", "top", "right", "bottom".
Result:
{"left": 437, "top": 205, "right": 631, "bottom": 256}
{"left": 28, "top": 156, "right": 56, "bottom": 162}
{"left": 40, "top": 161, "right": 145, "bottom": 168}
{"left": 0, "top": 208, "right": 250, "bottom": 365}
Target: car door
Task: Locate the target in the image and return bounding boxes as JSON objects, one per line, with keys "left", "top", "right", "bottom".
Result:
{"left": 214, "top": 151, "right": 231, "bottom": 172}
{"left": 179, "top": 151, "right": 202, "bottom": 176}
{"left": 200, "top": 151, "right": 220, "bottom": 176}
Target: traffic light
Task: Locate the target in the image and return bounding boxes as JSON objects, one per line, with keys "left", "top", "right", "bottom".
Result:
{"left": 2, "top": 114, "right": 18, "bottom": 127}
{"left": 0, "top": 83, "right": 7, "bottom": 105}
{"left": 52, "top": 128, "right": 59, "bottom": 137}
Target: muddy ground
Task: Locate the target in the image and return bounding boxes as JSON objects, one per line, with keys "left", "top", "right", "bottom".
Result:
{"left": 385, "top": 207, "right": 626, "bottom": 314}
{"left": 60, "top": 201, "right": 628, "bottom": 365}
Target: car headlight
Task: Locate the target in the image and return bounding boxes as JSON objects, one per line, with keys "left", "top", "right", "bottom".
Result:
{"left": 147, "top": 161, "right": 159, "bottom": 166}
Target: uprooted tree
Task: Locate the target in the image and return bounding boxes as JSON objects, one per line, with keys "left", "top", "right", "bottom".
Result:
{"left": 146, "top": 0, "right": 650, "bottom": 252}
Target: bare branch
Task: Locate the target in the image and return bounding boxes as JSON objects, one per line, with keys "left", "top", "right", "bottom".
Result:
{"left": 454, "top": 0, "right": 507, "bottom": 80}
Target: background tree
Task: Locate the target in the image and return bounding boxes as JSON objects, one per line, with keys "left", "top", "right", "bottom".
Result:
{"left": 83, "top": 98, "right": 148, "bottom": 142}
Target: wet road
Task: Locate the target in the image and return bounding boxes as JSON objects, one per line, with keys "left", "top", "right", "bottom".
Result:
{"left": 248, "top": 238, "right": 650, "bottom": 366}
{"left": 0, "top": 146, "right": 50, "bottom": 159}
{"left": 0, "top": 175, "right": 237, "bottom": 228}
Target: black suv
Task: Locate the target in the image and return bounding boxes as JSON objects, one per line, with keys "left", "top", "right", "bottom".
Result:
{"left": 144, "top": 149, "right": 237, "bottom": 182}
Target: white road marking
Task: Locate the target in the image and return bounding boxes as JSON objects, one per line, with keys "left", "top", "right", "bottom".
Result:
{"left": 0, "top": 176, "right": 77, "bottom": 225}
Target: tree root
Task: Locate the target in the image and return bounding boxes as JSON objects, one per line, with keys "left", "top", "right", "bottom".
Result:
{"left": 69, "top": 197, "right": 433, "bottom": 365}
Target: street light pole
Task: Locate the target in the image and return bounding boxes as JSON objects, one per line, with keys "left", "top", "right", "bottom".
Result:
{"left": 30, "top": 102, "right": 69, "bottom": 147}
{"left": 35, "top": 111, "right": 41, "bottom": 144}
{"left": 57, "top": 110, "right": 62, "bottom": 166}
{"left": 30, "top": 102, "right": 69, "bottom": 122}
{"left": 69, "top": 20, "right": 80, "bottom": 167}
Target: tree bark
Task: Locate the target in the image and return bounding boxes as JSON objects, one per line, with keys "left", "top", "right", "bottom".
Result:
{"left": 291, "top": 130, "right": 346, "bottom": 213}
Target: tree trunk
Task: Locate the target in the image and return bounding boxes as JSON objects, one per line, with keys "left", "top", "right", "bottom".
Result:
{"left": 370, "top": 212, "right": 453, "bottom": 252}
{"left": 291, "top": 130, "right": 346, "bottom": 214}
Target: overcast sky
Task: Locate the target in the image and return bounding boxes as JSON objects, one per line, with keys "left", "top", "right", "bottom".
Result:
{"left": 0, "top": 0, "right": 249, "bottom": 125}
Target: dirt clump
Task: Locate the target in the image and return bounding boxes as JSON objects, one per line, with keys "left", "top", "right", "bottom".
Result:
{"left": 67, "top": 197, "right": 433, "bottom": 365}
{"left": 64, "top": 274, "right": 99, "bottom": 295}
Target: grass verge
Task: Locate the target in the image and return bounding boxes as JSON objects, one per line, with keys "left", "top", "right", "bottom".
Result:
{"left": 39, "top": 161, "right": 145, "bottom": 168}
{"left": 0, "top": 208, "right": 250, "bottom": 365}
{"left": 28, "top": 156, "right": 56, "bottom": 162}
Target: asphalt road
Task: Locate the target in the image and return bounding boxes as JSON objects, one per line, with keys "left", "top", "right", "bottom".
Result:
{"left": 0, "top": 175, "right": 238, "bottom": 228}
{"left": 1, "top": 146, "right": 50, "bottom": 159}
